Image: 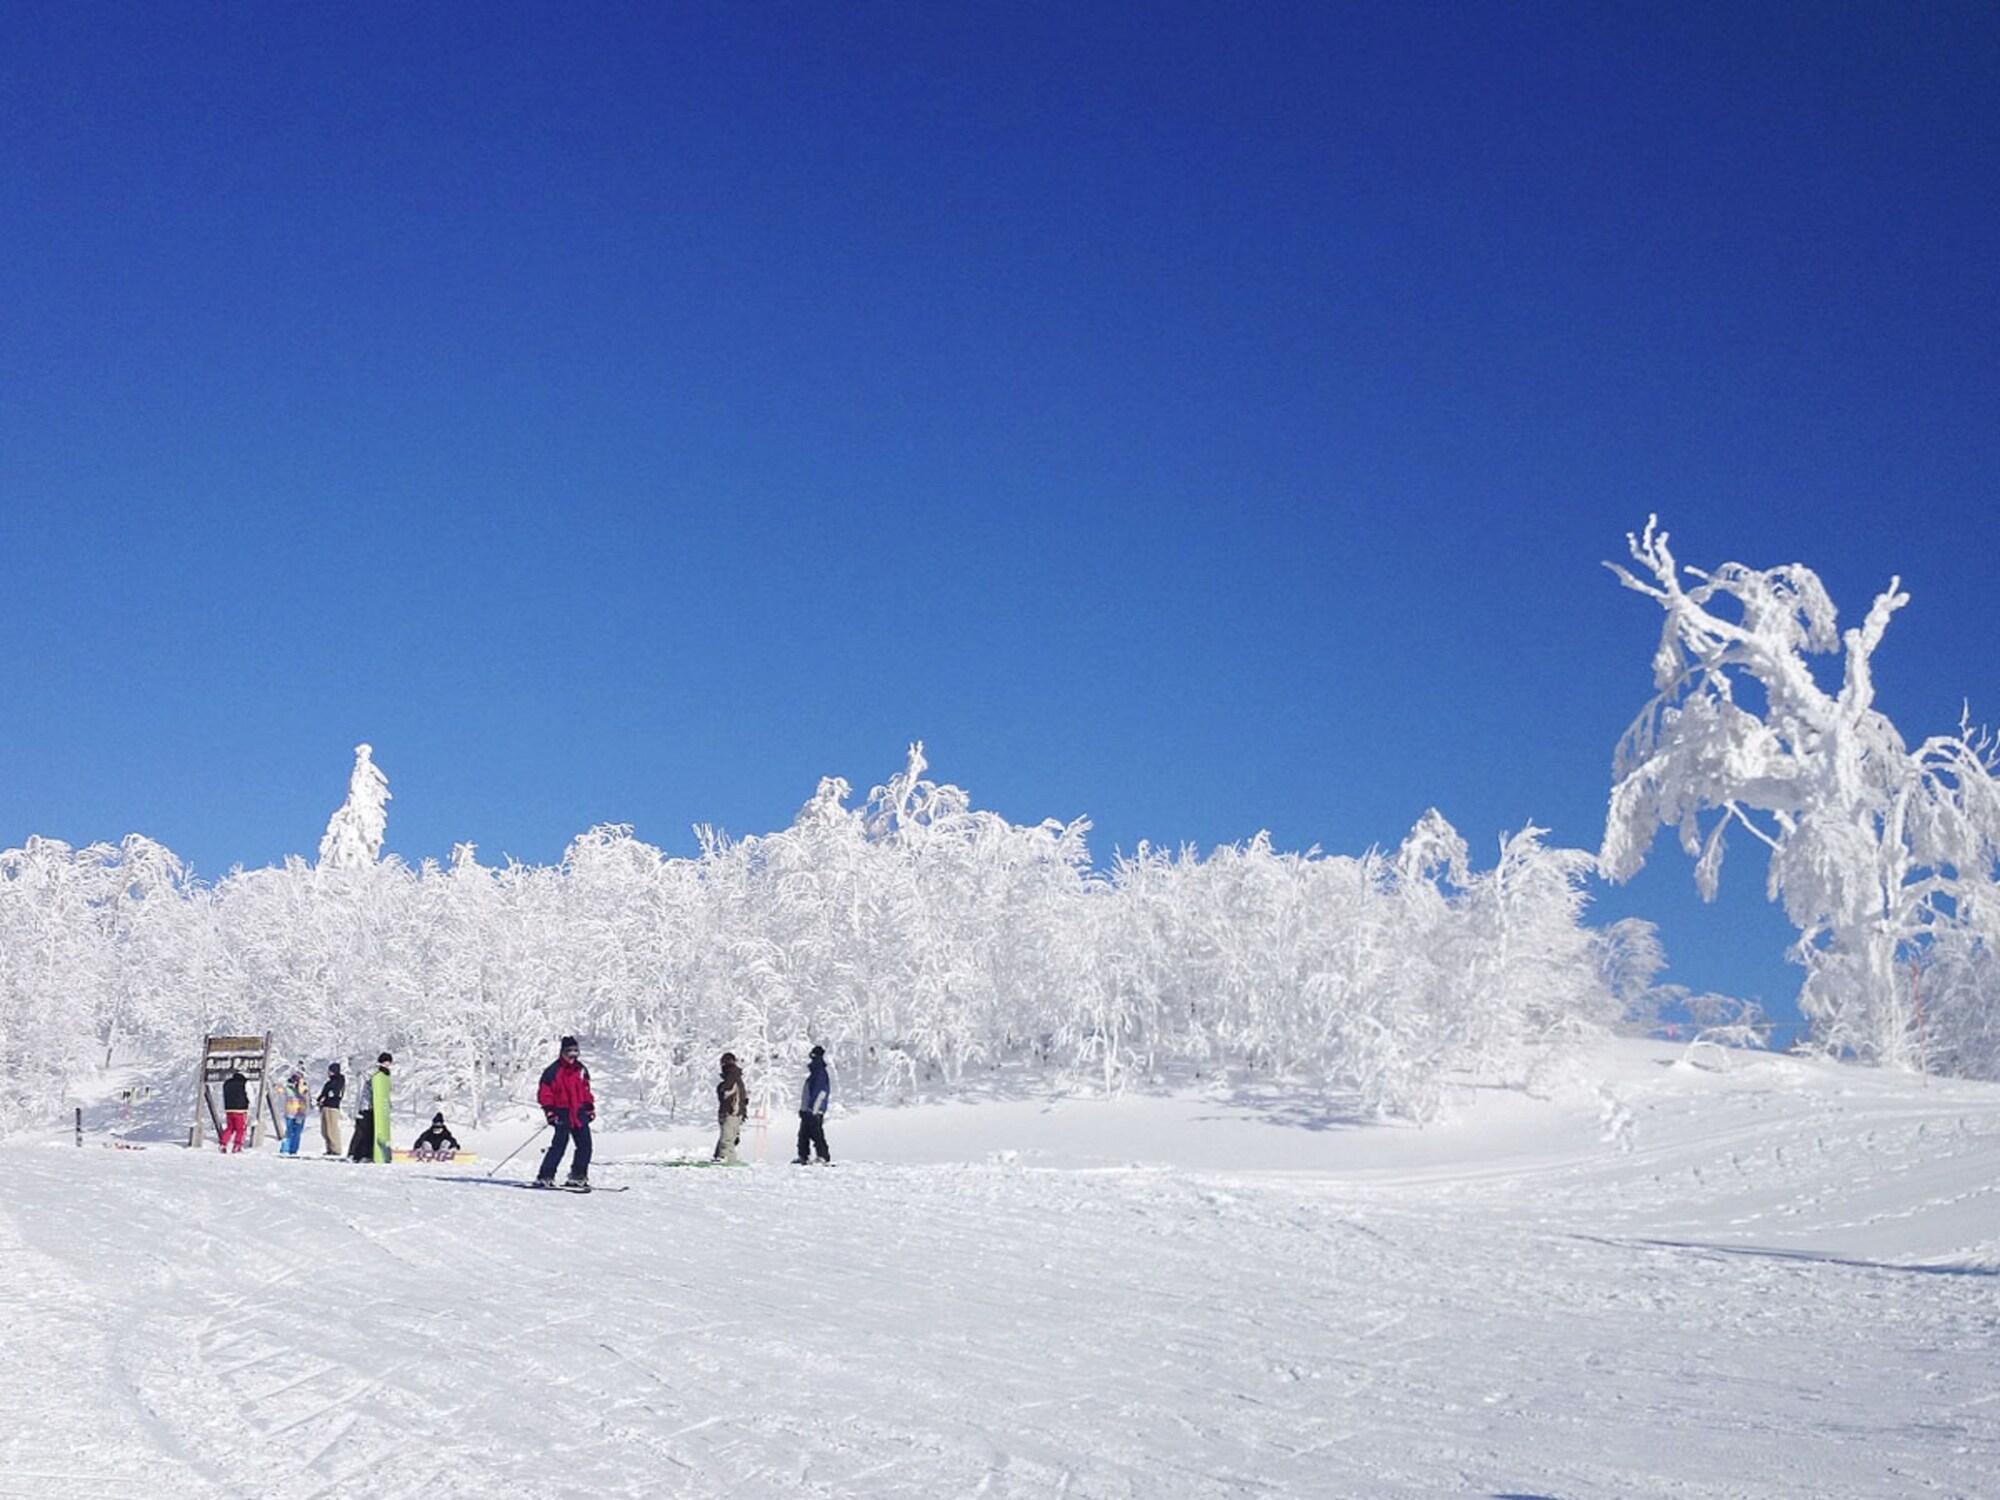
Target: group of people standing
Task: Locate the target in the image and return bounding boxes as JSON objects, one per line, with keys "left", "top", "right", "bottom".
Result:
{"left": 712, "top": 1043, "right": 833, "bottom": 1166}
{"left": 213, "top": 1053, "right": 402, "bottom": 1161}
{"left": 213, "top": 1037, "right": 834, "bottom": 1184}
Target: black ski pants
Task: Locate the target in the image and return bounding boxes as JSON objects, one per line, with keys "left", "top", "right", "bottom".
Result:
{"left": 540, "top": 1118, "right": 592, "bottom": 1181}
{"left": 796, "top": 1109, "right": 830, "bottom": 1162}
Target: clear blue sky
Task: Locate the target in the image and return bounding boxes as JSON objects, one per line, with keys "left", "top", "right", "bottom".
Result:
{"left": 4, "top": 3, "right": 1995, "bottom": 1020}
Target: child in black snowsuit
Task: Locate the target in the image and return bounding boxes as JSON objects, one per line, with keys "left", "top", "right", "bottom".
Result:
{"left": 411, "top": 1112, "right": 461, "bottom": 1158}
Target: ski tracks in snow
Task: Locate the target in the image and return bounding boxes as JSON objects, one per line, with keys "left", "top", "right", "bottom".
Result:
{"left": 4, "top": 1061, "right": 2000, "bottom": 1499}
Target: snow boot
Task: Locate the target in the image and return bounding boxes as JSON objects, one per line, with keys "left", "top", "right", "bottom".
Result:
{"left": 532, "top": 1176, "right": 558, "bottom": 1189}
{"left": 563, "top": 1177, "right": 591, "bottom": 1193}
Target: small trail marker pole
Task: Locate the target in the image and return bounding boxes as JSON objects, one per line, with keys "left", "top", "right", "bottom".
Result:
{"left": 75, "top": 1107, "right": 82, "bottom": 1147}
{"left": 1912, "top": 959, "right": 1929, "bottom": 1085}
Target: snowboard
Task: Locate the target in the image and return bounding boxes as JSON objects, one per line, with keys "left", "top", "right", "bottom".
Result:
{"left": 417, "top": 1176, "right": 628, "bottom": 1193}
{"left": 623, "top": 1157, "right": 748, "bottom": 1169}
{"left": 371, "top": 1070, "right": 392, "bottom": 1164}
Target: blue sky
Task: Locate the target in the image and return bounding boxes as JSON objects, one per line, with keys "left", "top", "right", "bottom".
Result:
{"left": 3, "top": 3, "right": 1995, "bottom": 1020}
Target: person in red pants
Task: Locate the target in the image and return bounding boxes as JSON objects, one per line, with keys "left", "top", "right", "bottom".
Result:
{"left": 218, "top": 1067, "right": 251, "bottom": 1152}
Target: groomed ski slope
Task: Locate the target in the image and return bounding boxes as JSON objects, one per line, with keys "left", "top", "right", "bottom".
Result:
{"left": 3, "top": 1041, "right": 1997, "bottom": 1500}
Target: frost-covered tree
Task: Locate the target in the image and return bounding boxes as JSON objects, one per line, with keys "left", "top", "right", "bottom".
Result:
{"left": 318, "top": 743, "right": 390, "bottom": 870}
{"left": 1603, "top": 517, "right": 2000, "bottom": 1072}
{"left": 3, "top": 740, "right": 1639, "bottom": 1129}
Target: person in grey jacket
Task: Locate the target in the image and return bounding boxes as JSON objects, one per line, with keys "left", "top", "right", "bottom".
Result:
{"left": 794, "top": 1045, "right": 831, "bottom": 1165}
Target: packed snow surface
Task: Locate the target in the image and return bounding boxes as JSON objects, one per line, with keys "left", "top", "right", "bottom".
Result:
{"left": 4, "top": 1041, "right": 1997, "bottom": 1499}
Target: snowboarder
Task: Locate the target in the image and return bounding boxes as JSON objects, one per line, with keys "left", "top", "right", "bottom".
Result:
{"left": 795, "top": 1045, "right": 831, "bottom": 1165}
{"left": 317, "top": 1061, "right": 345, "bottom": 1155}
{"left": 535, "top": 1036, "right": 595, "bottom": 1189}
{"left": 218, "top": 1067, "right": 251, "bottom": 1153}
{"left": 348, "top": 1106, "right": 374, "bottom": 1162}
{"left": 368, "top": 1052, "right": 393, "bottom": 1164}
{"left": 411, "top": 1112, "right": 461, "bottom": 1159}
{"left": 714, "top": 1052, "right": 748, "bottom": 1164}
{"left": 278, "top": 1069, "right": 311, "bottom": 1155}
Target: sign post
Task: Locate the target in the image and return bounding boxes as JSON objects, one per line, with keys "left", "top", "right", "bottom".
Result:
{"left": 191, "top": 1034, "right": 275, "bottom": 1148}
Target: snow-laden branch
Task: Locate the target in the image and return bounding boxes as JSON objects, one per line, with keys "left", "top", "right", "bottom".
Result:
{"left": 1603, "top": 518, "right": 2000, "bottom": 1072}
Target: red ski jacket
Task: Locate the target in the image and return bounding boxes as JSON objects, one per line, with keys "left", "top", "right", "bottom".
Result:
{"left": 537, "top": 1057, "right": 595, "bottom": 1127}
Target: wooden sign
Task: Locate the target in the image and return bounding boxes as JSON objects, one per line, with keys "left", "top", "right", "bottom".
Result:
{"left": 191, "top": 1033, "right": 283, "bottom": 1147}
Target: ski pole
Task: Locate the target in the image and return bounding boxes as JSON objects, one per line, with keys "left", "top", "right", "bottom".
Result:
{"left": 488, "top": 1121, "right": 550, "bottom": 1178}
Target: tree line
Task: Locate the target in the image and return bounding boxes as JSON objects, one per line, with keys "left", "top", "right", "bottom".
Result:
{"left": 0, "top": 743, "right": 1636, "bottom": 1132}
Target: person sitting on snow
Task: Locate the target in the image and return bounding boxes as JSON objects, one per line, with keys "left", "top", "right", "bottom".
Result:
{"left": 411, "top": 1112, "right": 461, "bottom": 1159}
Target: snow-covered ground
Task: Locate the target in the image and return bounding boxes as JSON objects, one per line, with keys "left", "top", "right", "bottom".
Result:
{"left": 4, "top": 1041, "right": 1997, "bottom": 1499}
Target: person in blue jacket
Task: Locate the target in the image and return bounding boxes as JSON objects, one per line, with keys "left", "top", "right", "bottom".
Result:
{"left": 794, "top": 1045, "right": 831, "bottom": 1165}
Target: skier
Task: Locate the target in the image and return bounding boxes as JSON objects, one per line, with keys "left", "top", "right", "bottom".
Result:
{"left": 218, "top": 1067, "right": 251, "bottom": 1153}
{"left": 368, "top": 1052, "right": 393, "bottom": 1164}
{"left": 411, "top": 1112, "right": 461, "bottom": 1159}
{"left": 535, "top": 1036, "right": 595, "bottom": 1189}
{"left": 278, "top": 1069, "right": 311, "bottom": 1156}
{"left": 317, "top": 1061, "right": 345, "bottom": 1155}
{"left": 714, "top": 1052, "right": 748, "bottom": 1164}
{"left": 795, "top": 1045, "right": 831, "bottom": 1165}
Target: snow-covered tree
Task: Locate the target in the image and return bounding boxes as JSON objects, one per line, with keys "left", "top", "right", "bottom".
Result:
{"left": 2, "top": 740, "right": 1638, "bottom": 1128}
{"left": 1603, "top": 517, "right": 2000, "bottom": 1072}
{"left": 318, "top": 743, "right": 390, "bottom": 870}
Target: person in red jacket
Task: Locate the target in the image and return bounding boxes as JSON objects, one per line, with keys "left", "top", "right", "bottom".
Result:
{"left": 535, "top": 1035, "right": 596, "bottom": 1190}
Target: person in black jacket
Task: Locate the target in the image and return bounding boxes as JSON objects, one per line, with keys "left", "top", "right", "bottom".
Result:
{"left": 411, "top": 1112, "right": 461, "bottom": 1158}
{"left": 348, "top": 1106, "right": 374, "bottom": 1162}
{"left": 218, "top": 1068, "right": 251, "bottom": 1153}
{"left": 795, "top": 1046, "right": 831, "bottom": 1165}
{"left": 317, "top": 1062, "right": 345, "bottom": 1155}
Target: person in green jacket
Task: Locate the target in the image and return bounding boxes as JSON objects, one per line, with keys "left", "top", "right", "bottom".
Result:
{"left": 369, "top": 1052, "right": 393, "bottom": 1164}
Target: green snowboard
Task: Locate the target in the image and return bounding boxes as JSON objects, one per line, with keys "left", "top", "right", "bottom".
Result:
{"left": 371, "top": 1067, "right": 392, "bottom": 1164}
